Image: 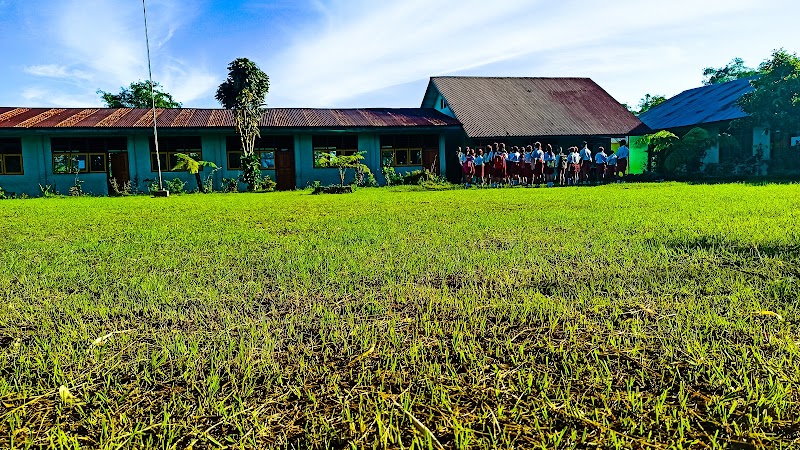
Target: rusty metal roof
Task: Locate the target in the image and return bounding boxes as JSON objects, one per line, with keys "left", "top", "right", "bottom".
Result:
{"left": 0, "top": 107, "right": 460, "bottom": 129}
{"left": 638, "top": 77, "right": 754, "bottom": 130}
{"left": 422, "top": 77, "right": 647, "bottom": 138}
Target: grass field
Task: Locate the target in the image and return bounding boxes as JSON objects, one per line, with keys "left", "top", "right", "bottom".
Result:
{"left": 1, "top": 183, "right": 799, "bottom": 449}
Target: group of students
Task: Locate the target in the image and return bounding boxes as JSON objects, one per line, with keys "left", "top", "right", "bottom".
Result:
{"left": 458, "top": 140, "right": 630, "bottom": 187}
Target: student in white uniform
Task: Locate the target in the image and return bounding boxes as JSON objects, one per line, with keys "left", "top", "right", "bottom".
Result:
{"left": 594, "top": 146, "right": 607, "bottom": 183}
{"left": 579, "top": 142, "right": 592, "bottom": 185}
{"left": 616, "top": 140, "right": 630, "bottom": 180}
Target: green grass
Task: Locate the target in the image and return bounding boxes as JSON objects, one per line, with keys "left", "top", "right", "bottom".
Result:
{"left": 1, "top": 183, "right": 799, "bottom": 449}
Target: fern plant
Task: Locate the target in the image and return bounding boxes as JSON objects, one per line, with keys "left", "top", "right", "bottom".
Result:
{"left": 173, "top": 153, "right": 219, "bottom": 193}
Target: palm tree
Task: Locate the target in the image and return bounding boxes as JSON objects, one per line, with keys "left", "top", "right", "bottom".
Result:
{"left": 173, "top": 153, "right": 218, "bottom": 193}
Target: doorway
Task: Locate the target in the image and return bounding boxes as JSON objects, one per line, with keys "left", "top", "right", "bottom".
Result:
{"left": 274, "top": 148, "right": 296, "bottom": 191}
{"left": 108, "top": 152, "right": 130, "bottom": 195}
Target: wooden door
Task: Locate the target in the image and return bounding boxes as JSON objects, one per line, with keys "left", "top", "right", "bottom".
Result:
{"left": 274, "top": 148, "right": 296, "bottom": 191}
{"left": 108, "top": 152, "right": 130, "bottom": 193}
{"left": 422, "top": 149, "right": 439, "bottom": 174}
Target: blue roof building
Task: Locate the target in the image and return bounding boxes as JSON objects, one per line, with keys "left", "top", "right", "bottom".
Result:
{"left": 637, "top": 77, "right": 773, "bottom": 173}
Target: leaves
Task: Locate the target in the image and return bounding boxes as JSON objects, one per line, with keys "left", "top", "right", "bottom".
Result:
{"left": 97, "top": 81, "right": 181, "bottom": 108}
{"left": 738, "top": 49, "right": 800, "bottom": 134}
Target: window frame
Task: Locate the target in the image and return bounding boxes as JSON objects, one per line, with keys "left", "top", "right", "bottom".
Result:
{"left": 312, "top": 135, "right": 359, "bottom": 169}
{"left": 50, "top": 137, "right": 124, "bottom": 174}
{"left": 379, "top": 134, "right": 437, "bottom": 167}
{"left": 0, "top": 138, "right": 24, "bottom": 175}
{"left": 149, "top": 136, "right": 202, "bottom": 172}
{"left": 225, "top": 136, "right": 291, "bottom": 170}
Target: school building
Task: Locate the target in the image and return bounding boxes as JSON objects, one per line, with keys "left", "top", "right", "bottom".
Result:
{"left": 635, "top": 77, "right": 776, "bottom": 174}
{"left": 0, "top": 77, "right": 647, "bottom": 195}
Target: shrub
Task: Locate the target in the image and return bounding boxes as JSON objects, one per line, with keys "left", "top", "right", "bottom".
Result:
{"left": 222, "top": 178, "right": 239, "bottom": 193}
{"left": 166, "top": 178, "right": 186, "bottom": 194}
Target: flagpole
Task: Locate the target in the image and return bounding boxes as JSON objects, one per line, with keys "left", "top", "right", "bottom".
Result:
{"left": 142, "top": 0, "right": 164, "bottom": 192}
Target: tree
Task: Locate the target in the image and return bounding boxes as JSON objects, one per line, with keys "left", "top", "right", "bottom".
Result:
{"left": 315, "top": 151, "right": 366, "bottom": 187}
{"left": 172, "top": 153, "right": 218, "bottom": 193}
{"left": 97, "top": 80, "right": 182, "bottom": 108}
{"left": 625, "top": 94, "right": 667, "bottom": 115}
{"left": 702, "top": 57, "right": 757, "bottom": 86}
{"left": 637, "top": 94, "right": 667, "bottom": 115}
{"left": 737, "top": 49, "right": 800, "bottom": 135}
{"left": 642, "top": 128, "right": 715, "bottom": 176}
{"left": 215, "top": 58, "right": 270, "bottom": 191}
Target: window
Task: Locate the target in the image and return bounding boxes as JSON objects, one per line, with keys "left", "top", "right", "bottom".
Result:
{"left": 379, "top": 134, "right": 437, "bottom": 167}
{"left": 312, "top": 135, "right": 359, "bottom": 168}
{"left": 0, "top": 138, "right": 23, "bottom": 175}
{"left": 51, "top": 137, "right": 125, "bottom": 174}
{"left": 150, "top": 136, "right": 202, "bottom": 172}
{"left": 225, "top": 136, "right": 292, "bottom": 170}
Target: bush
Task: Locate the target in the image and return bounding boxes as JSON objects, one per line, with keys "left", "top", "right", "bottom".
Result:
{"left": 352, "top": 164, "right": 378, "bottom": 187}
{"left": 257, "top": 175, "right": 277, "bottom": 192}
{"left": 166, "top": 178, "right": 186, "bottom": 194}
{"left": 381, "top": 167, "right": 441, "bottom": 186}
{"left": 222, "top": 178, "right": 239, "bottom": 193}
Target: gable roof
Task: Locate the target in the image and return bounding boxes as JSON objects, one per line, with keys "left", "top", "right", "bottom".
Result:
{"left": 421, "top": 77, "right": 647, "bottom": 138}
{"left": 638, "top": 77, "right": 755, "bottom": 131}
{"left": 0, "top": 107, "right": 460, "bottom": 130}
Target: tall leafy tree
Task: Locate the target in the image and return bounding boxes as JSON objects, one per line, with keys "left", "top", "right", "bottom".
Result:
{"left": 738, "top": 49, "right": 800, "bottom": 135}
{"left": 215, "top": 58, "right": 270, "bottom": 191}
{"left": 97, "top": 80, "right": 182, "bottom": 108}
{"left": 702, "top": 58, "right": 757, "bottom": 85}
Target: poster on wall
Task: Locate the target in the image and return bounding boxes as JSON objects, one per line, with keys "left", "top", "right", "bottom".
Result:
{"left": 791, "top": 136, "right": 800, "bottom": 147}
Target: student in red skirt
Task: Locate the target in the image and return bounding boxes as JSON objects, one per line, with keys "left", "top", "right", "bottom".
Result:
{"left": 462, "top": 148, "right": 475, "bottom": 186}
{"left": 493, "top": 148, "right": 507, "bottom": 186}
{"left": 522, "top": 145, "right": 533, "bottom": 186}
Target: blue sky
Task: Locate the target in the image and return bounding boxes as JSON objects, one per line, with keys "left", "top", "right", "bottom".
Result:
{"left": 0, "top": 0, "right": 797, "bottom": 109}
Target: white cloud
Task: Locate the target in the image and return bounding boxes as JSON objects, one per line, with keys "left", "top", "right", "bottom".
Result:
{"left": 24, "top": 64, "right": 93, "bottom": 81}
{"left": 18, "top": 0, "right": 216, "bottom": 107}
{"left": 21, "top": 87, "right": 98, "bottom": 107}
{"left": 264, "top": 0, "right": 774, "bottom": 107}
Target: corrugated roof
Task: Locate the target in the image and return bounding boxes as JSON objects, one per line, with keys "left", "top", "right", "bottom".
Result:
{"left": 638, "top": 77, "right": 755, "bottom": 130}
{"left": 422, "top": 77, "right": 646, "bottom": 138}
{"left": 0, "top": 107, "right": 460, "bottom": 129}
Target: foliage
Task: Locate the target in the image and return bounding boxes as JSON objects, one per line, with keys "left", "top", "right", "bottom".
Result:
{"left": 738, "top": 49, "right": 800, "bottom": 135}
{"left": 166, "top": 178, "right": 186, "bottom": 194}
{"left": 109, "top": 178, "right": 133, "bottom": 196}
{"left": 702, "top": 57, "right": 757, "bottom": 85}
{"left": 636, "top": 94, "right": 667, "bottom": 115}
{"left": 222, "top": 177, "right": 240, "bottom": 193}
{"left": 381, "top": 166, "right": 442, "bottom": 186}
{"left": 1, "top": 185, "right": 799, "bottom": 448}
{"left": 257, "top": 175, "right": 277, "bottom": 192}
{"left": 97, "top": 80, "right": 182, "bottom": 108}
{"left": 38, "top": 183, "right": 55, "bottom": 197}
{"left": 663, "top": 127, "right": 715, "bottom": 173}
{"left": 381, "top": 166, "right": 403, "bottom": 186}
{"left": 173, "top": 153, "right": 219, "bottom": 193}
{"left": 625, "top": 94, "right": 667, "bottom": 115}
{"left": 68, "top": 173, "right": 84, "bottom": 197}
{"left": 0, "top": 185, "right": 6, "bottom": 199}
{"left": 315, "top": 151, "right": 366, "bottom": 187}
{"left": 216, "top": 58, "right": 270, "bottom": 192}
{"left": 351, "top": 164, "right": 378, "bottom": 188}
{"left": 642, "top": 127, "right": 715, "bottom": 175}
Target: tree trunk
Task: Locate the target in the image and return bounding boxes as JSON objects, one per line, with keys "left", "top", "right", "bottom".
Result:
{"left": 195, "top": 172, "right": 205, "bottom": 193}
